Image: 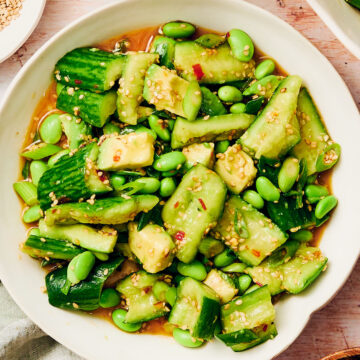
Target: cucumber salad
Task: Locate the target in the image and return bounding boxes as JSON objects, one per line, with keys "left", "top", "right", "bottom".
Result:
{"left": 14, "top": 21, "right": 341, "bottom": 352}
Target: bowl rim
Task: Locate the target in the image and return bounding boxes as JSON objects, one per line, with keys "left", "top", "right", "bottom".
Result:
{"left": 0, "top": 1, "right": 359, "bottom": 359}
{"left": 306, "top": 0, "right": 360, "bottom": 59}
{"left": 0, "top": 0, "right": 47, "bottom": 63}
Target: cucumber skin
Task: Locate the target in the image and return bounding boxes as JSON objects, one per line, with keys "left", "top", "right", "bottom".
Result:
{"left": 54, "top": 48, "right": 125, "bottom": 92}
{"left": 46, "top": 257, "right": 123, "bottom": 311}
{"left": 23, "top": 235, "right": 83, "bottom": 260}
{"left": 37, "top": 143, "right": 106, "bottom": 210}
{"left": 291, "top": 88, "right": 330, "bottom": 175}
{"left": 44, "top": 195, "right": 159, "bottom": 225}
{"left": 57, "top": 87, "right": 117, "bottom": 127}
{"left": 240, "top": 75, "right": 302, "bottom": 159}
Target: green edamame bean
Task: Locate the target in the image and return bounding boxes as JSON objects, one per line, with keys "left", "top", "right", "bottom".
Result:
{"left": 165, "top": 287, "right": 177, "bottom": 307}
{"left": 177, "top": 260, "right": 207, "bottom": 281}
{"left": 173, "top": 328, "right": 203, "bottom": 348}
{"left": 56, "top": 82, "right": 65, "bottom": 95}
{"left": 30, "top": 160, "right": 49, "bottom": 186}
{"left": 305, "top": 184, "right": 329, "bottom": 204}
{"left": 163, "top": 21, "right": 195, "bottom": 39}
{"left": 110, "top": 174, "right": 126, "bottom": 191}
{"left": 237, "top": 274, "right": 252, "bottom": 294}
{"left": 244, "top": 284, "right": 260, "bottom": 295}
{"left": 218, "top": 86, "right": 243, "bottom": 103}
{"left": 153, "top": 281, "right": 170, "bottom": 302}
{"left": 23, "top": 205, "right": 43, "bottom": 223}
{"left": 315, "top": 195, "right": 337, "bottom": 219}
{"left": 215, "top": 140, "right": 230, "bottom": 154}
{"left": 39, "top": 114, "right": 62, "bottom": 144}
{"left": 135, "top": 126, "right": 157, "bottom": 140}
{"left": 227, "top": 29, "right": 254, "bottom": 62}
{"left": 230, "top": 102, "right": 246, "bottom": 114}
{"left": 103, "top": 123, "right": 121, "bottom": 135}
{"left": 135, "top": 177, "right": 160, "bottom": 194}
{"left": 214, "top": 249, "right": 236, "bottom": 268}
{"left": 289, "top": 229, "right": 313, "bottom": 242}
{"left": 48, "top": 149, "right": 70, "bottom": 167}
{"left": 112, "top": 309, "right": 142, "bottom": 332}
{"left": 148, "top": 115, "right": 171, "bottom": 141}
{"left": 278, "top": 157, "right": 300, "bottom": 193}
{"left": 162, "top": 169, "right": 179, "bottom": 177}
{"left": 153, "top": 151, "right": 186, "bottom": 172}
{"left": 160, "top": 177, "right": 176, "bottom": 197}
{"left": 255, "top": 59, "right": 276, "bottom": 80}
{"left": 100, "top": 288, "right": 121, "bottom": 308}
{"left": 221, "top": 262, "right": 247, "bottom": 273}
{"left": 256, "top": 176, "right": 280, "bottom": 202}
{"left": 29, "top": 227, "right": 40, "bottom": 236}
{"left": 67, "top": 251, "right": 95, "bottom": 285}
{"left": 242, "top": 190, "right": 264, "bottom": 209}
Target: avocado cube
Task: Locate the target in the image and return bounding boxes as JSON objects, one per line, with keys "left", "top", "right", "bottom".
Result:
{"left": 214, "top": 144, "right": 257, "bottom": 194}
{"left": 182, "top": 142, "right": 215, "bottom": 169}
{"left": 97, "top": 132, "right": 155, "bottom": 171}
{"left": 128, "top": 222, "right": 175, "bottom": 273}
{"left": 203, "top": 269, "right": 238, "bottom": 303}
{"left": 143, "top": 64, "right": 201, "bottom": 121}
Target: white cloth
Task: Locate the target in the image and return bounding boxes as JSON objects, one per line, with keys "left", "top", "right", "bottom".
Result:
{"left": 0, "top": 282, "right": 82, "bottom": 360}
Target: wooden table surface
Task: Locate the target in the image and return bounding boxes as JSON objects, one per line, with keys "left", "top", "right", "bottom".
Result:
{"left": 0, "top": 1, "right": 359, "bottom": 359}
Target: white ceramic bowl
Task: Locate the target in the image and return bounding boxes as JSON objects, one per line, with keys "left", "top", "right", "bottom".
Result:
{"left": 0, "top": 0, "right": 47, "bottom": 63}
{"left": 307, "top": 0, "right": 360, "bottom": 59}
{"left": 0, "top": 1, "right": 359, "bottom": 359}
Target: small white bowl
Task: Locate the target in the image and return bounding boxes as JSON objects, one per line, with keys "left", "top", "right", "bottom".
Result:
{"left": 0, "top": 0, "right": 46, "bottom": 63}
{"left": 0, "top": 1, "right": 359, "bottom": 359}
{"left": 307, "top": 0, "right": 360, "bottom": 59}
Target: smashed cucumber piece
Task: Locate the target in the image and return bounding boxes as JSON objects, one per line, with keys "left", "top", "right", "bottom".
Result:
{"left": 44, "top": 195, "right": 159, "bottom": 225}
{"left": 171, "top": 113, "right": 255, "bottom": 149}
{"left": 116, "top": 271, "right": 169, "bottom": 323}
{"left": 212, "top": 196, "right": 287, "bottom": 266}
{"left": 162, "top": 164, "right": 227, "bottom": 263}
{"left": 240, "top": 75, "right": 302, "bottom": 159}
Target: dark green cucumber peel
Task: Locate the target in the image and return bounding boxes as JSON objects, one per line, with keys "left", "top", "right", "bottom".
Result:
{"left": 44, "top": 195, "right": 159, "bottom": 225}
{"left": 46, "top": 257, "right": 123, "bottom": 311}
{"left": 200, "top": 87, "right": 227, "bottom": 116}
{"left": 23, "top": 235, "right": 83, "bottom": 260}
{"left": 54, "top": 47, "right": 125, "bottom": 92}
{"left": 57, "top": 87, "right": 117, "bottom": 127}
{"left": 266, "top": 195, "right": 315, "bottom": 232}
{"left": 37, "top": 143, "right": 111, "bottom": 211}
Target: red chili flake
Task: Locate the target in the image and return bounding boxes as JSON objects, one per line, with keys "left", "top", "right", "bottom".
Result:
{"left": 192, "top": 64, "right": 204, "bottom": 80}
{"left": 263, "top": 324, "right": 268, "bottom": 332}
{"left": 198, "top": 198, "right": 207, "bottom": 210}
{"left": 175, "top": 231, "right": 185, "bottom": 241}
{"left": 51, "top": 209, "right": 57, "bottom": 214}
{"left": 252, "top": 249, "right": 261, "bottom": 257}
{"left": 226, "top": 32, "right": 230, "bottom": 38}
{"left": 174, "top": 201, "right": 179, "bottom": 209}
{"left": 143, "top": 286, "right": 152, "bottom": 294}
{"left": 98, "top": 171, "right": 107, "bottom": 182}
{"left": 113, "top": 155, "right": 120, "bottom": 162}
{"left": 255, "top": 281, "right": 263, "bottom": 287}
{"left": 74, "top": 79, "right": 82, "bottom": 85}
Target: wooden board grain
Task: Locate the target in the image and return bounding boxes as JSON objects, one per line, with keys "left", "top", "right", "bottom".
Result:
{"left": 0, "top": 1, "right": 359, "bottom": 359}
